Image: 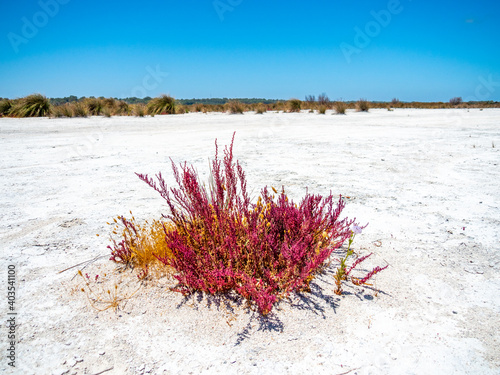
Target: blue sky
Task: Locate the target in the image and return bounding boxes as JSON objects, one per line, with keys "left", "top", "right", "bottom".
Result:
{"left": 1, "top": 0, "right": 499, "bottom": 101}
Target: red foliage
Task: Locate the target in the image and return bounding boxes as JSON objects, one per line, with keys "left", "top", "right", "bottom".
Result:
{"left": 108, "top": 216, "right": 136, "bottom": 266}
{"left": 351, "top": 264, "right": 389, "bottom": 286}
{"left": 345, "top": 252, "right": 388, "bottom": 286}
{"left": 136, "top": 133, "right": 356, "bottom": 314}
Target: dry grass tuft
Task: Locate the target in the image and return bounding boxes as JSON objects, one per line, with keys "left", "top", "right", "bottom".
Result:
{"left": 255, "top": 104, "right": 267, "bottom": 114}
{"left": 9, "top": 94, "right": 52, "bottom": 117}
{"left": 147, "top": 95, "right": 176, "bottom": 115}
{"left": 52, "top": 103, "right": 74, "bottom": 118}
{"left": 0, "top": 99, "right": 13, "bottom": 116}
{"left": 84, "top": 98, "right": 103, "bottom": 116}
{"left": 287, "top": 99, "right": 302, "bottom": 112}
{"left": 333, "top": 100, "right": 347, "bottom": 115}
{"left": 71, "top": 102, "right": 89, "bottom": 117}
{"left": 356, "top": 99, "right": 370, "bottom": 112}
{"left": 108, "top": 214, "right": 175, "bottom": 279}
{"left": 225, "top": 100, "right": 244, "bottom": 114}
{"left": 132, "top": 104, "right": 146, "bottom": 117}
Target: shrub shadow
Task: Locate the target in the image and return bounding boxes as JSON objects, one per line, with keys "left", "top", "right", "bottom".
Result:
{"left": 172, "top": 268, "right": 388, "bottom": 346}
{"left": 175, "top": 289, "right": 244, "bottom": 314}
{"left": 235, "top": 311, "right": 285, "bottom": 346}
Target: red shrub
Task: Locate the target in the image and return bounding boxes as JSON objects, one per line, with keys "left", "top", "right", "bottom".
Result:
{"left": 136, "top": 134, "right": 357, "bottom": 314}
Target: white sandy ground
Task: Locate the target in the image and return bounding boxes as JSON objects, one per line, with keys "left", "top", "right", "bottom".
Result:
{"left": 0, "top": 108, "right": 499, "bottom": 375}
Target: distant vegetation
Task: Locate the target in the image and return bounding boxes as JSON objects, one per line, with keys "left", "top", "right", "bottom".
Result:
{"left": 225, "top": 100, "right": 244, "bottom": 114}
{"left": 49, "top": 95, "right": 152, "bottom": 106}
{"left": 287, "top": 99, "right": 302, "bottom": 112}
{"left": 147, "top": 94, "right": 176, "bottom": 116}
{"left": 0, "top": 93, "right": 498, "bottom": 118}
{"left": 449, "top": 97, "right": 463, "bottom": 106}
{"left": 8, "top": 94, "right": 51, "bottom": 117}
{"left": 333, "top": 100, "right": 347, "bottom": 115}
{"left": 356, "top": 98, "right": 370, "bottom": 112}
{"left": 177, "top": 98, "right": 279, "bottom": 105}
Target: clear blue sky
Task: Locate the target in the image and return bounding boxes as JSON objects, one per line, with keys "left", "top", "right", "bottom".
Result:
{"left": 1, "top": 0, "right": 499, "bottom": 101}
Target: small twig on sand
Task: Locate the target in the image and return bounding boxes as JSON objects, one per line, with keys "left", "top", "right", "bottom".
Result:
{"left": 92, "top": 367, "right": 114, "bottom": 375}
{"left": 336, "top": 367, "right": 361, "bottom": 375}
{"left": 58, "top": 255, "right": 108, "bottom": 277}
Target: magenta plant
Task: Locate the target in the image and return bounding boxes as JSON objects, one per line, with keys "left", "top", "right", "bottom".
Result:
{"left": 333, "top": 224, "right": 387, "bottom": 294}
{"left": 108, "top": 216, "right": 135, "bottom": 266}
{"left": 129, "top": 133, "right": 385, "bottom": 314}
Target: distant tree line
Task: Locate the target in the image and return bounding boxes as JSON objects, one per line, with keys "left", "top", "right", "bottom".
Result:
{"left": 2, "top": 93, "right": 500, "bottom": 119}
{"left": 177, "top": 98, "right": 281, "bottom": 105}
{"left": 3, "top": 94, "right": 499, "bottom": 113}
{"left": 49, "top": 95, "right": 153, "bottom": 106}
{"left": 46, "top": 96, "right": 282, "bottom": 106}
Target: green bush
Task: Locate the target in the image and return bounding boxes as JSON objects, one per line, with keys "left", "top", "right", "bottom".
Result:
{"left": 10, "top": 94, "right": 52, "bottom": 117}
{"left": 0, "top": 99, "right": 13, "bottom": 116}
{"left": 147, "top": 95, "right": 176, "bottom": 115}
